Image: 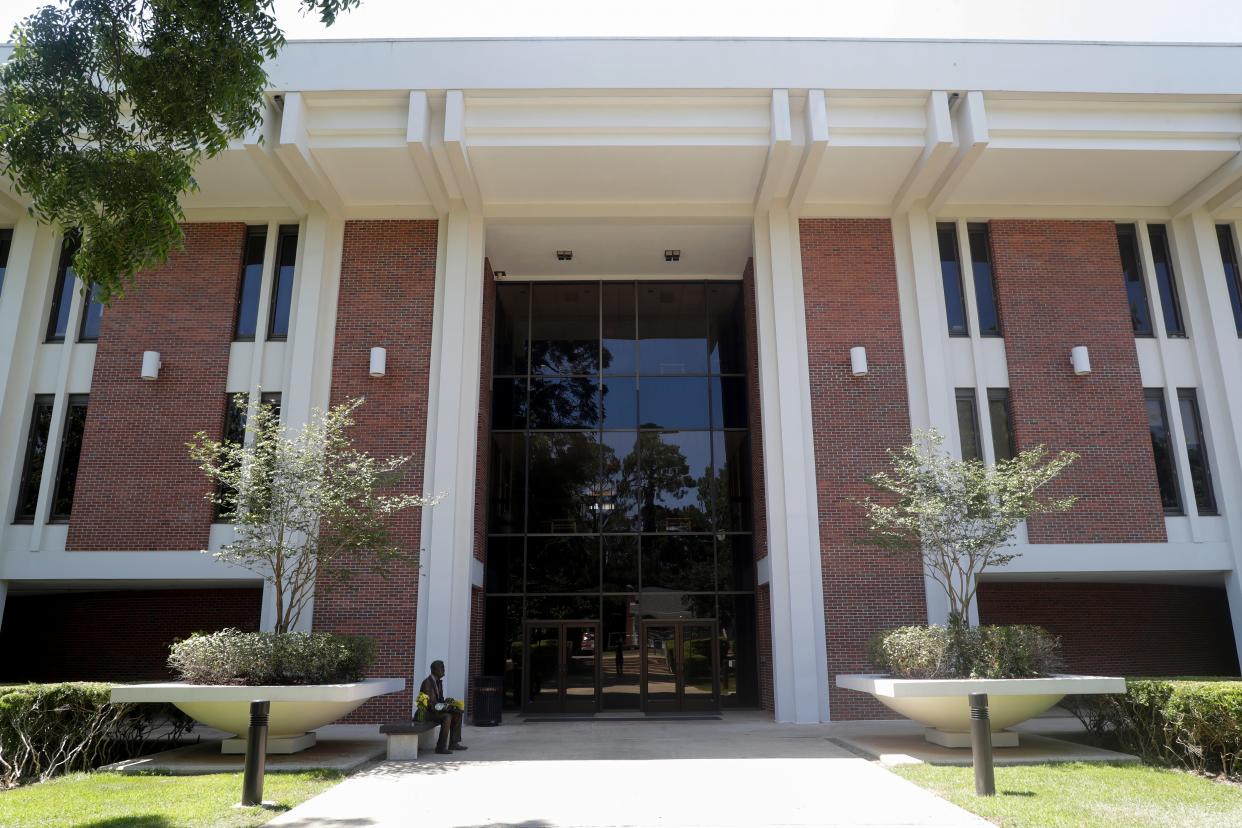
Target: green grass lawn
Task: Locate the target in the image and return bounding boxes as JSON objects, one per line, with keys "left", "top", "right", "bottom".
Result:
{"left": 893, "top": 761, "right": 1242, "bottom": 828}
{"left": 0, "top": 770, "right": 342, "bottom": 828}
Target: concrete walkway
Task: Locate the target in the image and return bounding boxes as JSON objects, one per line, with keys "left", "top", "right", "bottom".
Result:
{"left": 267, "top": 713, "right": 989, "bottom": 827}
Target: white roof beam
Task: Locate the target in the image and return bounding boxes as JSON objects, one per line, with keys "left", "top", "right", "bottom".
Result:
{"left": 274, "top": 91, "right": 344, "bottom": 216}
{"left": 928, "top": 91, "right": 989, "bottom": 214}
{"left": 243, "top": 99, "right": 309, "bottom": 216}
{"left": 754, "top": 89, "right": 795, "bottom": 208}
{"left": 443, "top": 90, "right": 482, "bottom": 212}
{"left": 1172, "top": 138, "right": 1242, "bottom": 217}
{"left": 406, "top": 91, "right": 450, "bottom": 215}
{"left": 788, "top": 90, "right": 828, "bottom": 214}
{"left": 893, "top": 91, "right": 955, "bottom": 214}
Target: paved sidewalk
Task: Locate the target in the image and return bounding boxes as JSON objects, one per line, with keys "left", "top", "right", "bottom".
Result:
{"left": 267, "top": 714, "right": 989, "bottom": 827}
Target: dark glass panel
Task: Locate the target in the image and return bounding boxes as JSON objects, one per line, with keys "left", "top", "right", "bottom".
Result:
{"left": 260, "top": 391, "right": 282, "bottom": 422}
{"left": 955, "top": 389, "right": 982, "bottom": 462}
{"left": 710, "top": 376, "right": 748, "bottom": 429}
{"left": 987, "top": 388, "right": 1016, "bottom": 462}
{"left": 717, "top": 594, "right": 758, "bottom": 707}
{"left": 531, "top": 283, "right": 599, "bottom": 376}
{"left": 235, "top": 226, "right": 267, "bottom": 340}
{"left": 639, "top": 377, "right": 710, "bottom": 430}
{"left": 641, "top": 535, "right": 715, "bottom": 591}
{"left": 712, "top": 431, "right": 752, "bottom": 533}
{"left": 46, "top": 240, "right": 77, "bottom": 342}
{"left": 527, "top": 432, "right": 599, "bottom": 533}
{"left": 707, "top": 282, "right": 745, "bottom": 374}
{"left": 526, "top": 536, "right": 600, "bottom": 593}
{"left": 638, "top": 431, "right": 711, "bottom": 533}
{"left": 1117, "top": 224, "right": 1154, "bottom": 337}
{"left": 488, "top": 433, "right": 526, "bottom": 534}
{"left": 15, "top": 396, "right": 54, "bottom": 522}
{"left": 600, "top": 377, "right": 637, "bottom": 430}
{"left": 50, "top": 395, "right": 88, "bottom": 521}
{"left": 1216, "top": 224, "right": 1242, "bottom": 337}
{"left": 717, "top": 535, "right": 755, "bottom": 592}
{"left": 216, "top": 394, "right": 248, "bottom": 520}
{"left": 637, "top": 591, "right": 716, "bottom": 620}
{"left": 967, "top": 223, "right": 1001, "bottom": 336}
{"left": 602, "top": 536, "right": 639, "bottom": 592}
{"left": 602, "top": 595, "right": 641, "bottom": 709}
{"left": 486, "top": 536, "right": 524, "bottom": 593}
{"left": 936, "top": 223, "right": 969, "bottom": 337}
{"left": 77, "top": 283, "right": 104, "bottom": 342}
{"left": 529, "top": 377, "right": 599, "bottom": 429}
{"left": 267, "top": 225, "right": 298, "bottom": 340}
{"left": 1147, "top": 225, "right": 1185, "bottom": 337}
{"left": 494, "top": 284, "right": 531, "bottom": 376}
{"left": 602, "top": 282, "right": 637, "bottom": 375}
{"left": 600, "top": 431, "right": 641, "bottom": 532}
{"left": 491, "top": 378, "right": 528, "bottom": 430}
{"left": 638, "top": 283, "right": 708, "bottom": 375}
{"left": 524, "top": 623, "right": 562, "bottom": 707}
{"left": 1178, "top": 389, "right": 1217, "bottom": 516}
{"left": 483, "top": 596, "right": 524, "bottom": 708}
{"left": 680, "top": 621, "right": 717, "bottom": 711}
{"left": 0, "top": 228, "right": 11, "bottom": 295}
{"left": 1145, "top": 389, "right": 1182, "bottom": 514}
{"left": 525, "top": 595, "right": 598, "bottom": 620}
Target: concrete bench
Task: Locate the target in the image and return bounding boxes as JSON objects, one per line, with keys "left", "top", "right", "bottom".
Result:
{"left": 379, "top": 720, "right": 442, "bottom": 760}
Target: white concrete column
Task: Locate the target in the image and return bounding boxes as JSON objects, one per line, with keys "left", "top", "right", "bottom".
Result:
{"left": 415, "top": 209, "right": 485, "bottom": 701}
{"left": 752, "top": 207, "right": 830, "bottom": 723}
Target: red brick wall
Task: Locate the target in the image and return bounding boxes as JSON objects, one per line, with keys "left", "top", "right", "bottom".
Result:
{"left": 756, "top": 583, "right": 774, "bottom": 711}
{"left": 800, "top": 219, "right": 928, "bottom": 720}
{"left": 67, "top": 223, "right": 246, "bottom": 550}
{"left": 313, "top": 220, "right": 438, "bottom": 722}
{"left": 978, "top": 582, "right": 1239, "bottom": 677}
{"left": 989, "top": 221, "right": 1166, "bottom": 544}
{"left": 0, "top": 587, "right": 261, "bottom": 682}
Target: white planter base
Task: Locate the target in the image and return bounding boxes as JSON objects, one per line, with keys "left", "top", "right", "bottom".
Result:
{"left": 222, "top": 733, "right": 317, "bottom": 754}
{"left": 925, "top": 728, "right": 1019, "bottom": 748}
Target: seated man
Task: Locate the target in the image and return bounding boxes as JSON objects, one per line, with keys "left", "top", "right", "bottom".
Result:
{"left": 420, "top": 660, "right": 468, "bottom": 755}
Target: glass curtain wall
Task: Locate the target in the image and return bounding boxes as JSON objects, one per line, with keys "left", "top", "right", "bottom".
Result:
{"left": 483, "top": 281, "right": 759, "bottom": 710}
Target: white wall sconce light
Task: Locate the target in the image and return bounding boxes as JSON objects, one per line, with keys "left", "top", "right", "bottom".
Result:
{"left": 850, "top": 346, "right": 868, "bottom": 377}
{"left": 369, "top": 347, "right": 387, "bottom": 378}
{"left": 1070, "top": 345, "right": 1091, "bottom": 376}
{"left": 140, "top": 350, "right": 161, "bottom": 381}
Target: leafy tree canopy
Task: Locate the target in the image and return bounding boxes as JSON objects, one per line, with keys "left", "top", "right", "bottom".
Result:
{"left": 0, "top": 0, "right": 359, "bottom": 303}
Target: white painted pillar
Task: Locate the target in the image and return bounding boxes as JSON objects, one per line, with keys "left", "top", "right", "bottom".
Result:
{"left": 415, "top": 209, "right": 485, "bottom": 701}
{"left": 752, "top": 207, "right": 830, "bottom": 723}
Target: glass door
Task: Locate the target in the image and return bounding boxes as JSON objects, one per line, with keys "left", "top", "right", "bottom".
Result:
{"left": 640, "top": 620, "right": 720, "bottom": 713}
{"left": 523, "top": 621, "right": 600, "bottom": 714}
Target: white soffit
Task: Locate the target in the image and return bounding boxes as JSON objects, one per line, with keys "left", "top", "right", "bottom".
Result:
{"left": 181, "top": 152, "right": 286, "bottom": 208}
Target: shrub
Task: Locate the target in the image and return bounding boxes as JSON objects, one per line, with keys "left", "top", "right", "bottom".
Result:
{"left": 167, "top": 629, "right": 376, "bottom": 686}
{"left": 1064, "top": 678, "right": 1242, "bottom": 778}
{"left": 868, "top": 624, "right": 1063, "bottom": 679}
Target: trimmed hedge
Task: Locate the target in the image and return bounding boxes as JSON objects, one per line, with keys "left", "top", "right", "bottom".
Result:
{"left": 868, "top": 624, "right": 1063, "bottom": 679}
{"left": 1065, "top": 678, "right": 1242, "bottom": 778}
{"left": 168, "top": 629, "right": 376, "bottom": 686}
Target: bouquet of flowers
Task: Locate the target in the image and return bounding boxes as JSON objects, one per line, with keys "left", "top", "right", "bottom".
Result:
{"left": 433, "top": 697, "right": 465, "bottom": 713}
{"left": 415, "top": 692, "right": 430, "bottom": 721}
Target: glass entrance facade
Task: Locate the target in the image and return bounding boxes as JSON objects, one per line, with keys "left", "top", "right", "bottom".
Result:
{"left": 481, "top": 281, "right": 759, "bottom": 712}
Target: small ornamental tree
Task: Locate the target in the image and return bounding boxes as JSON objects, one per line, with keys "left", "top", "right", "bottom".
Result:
{"left": 861, "top": 429, "right": 1077, "bottom": 630}
{"left": 189, "top": 396, "right": 437, "bottom": 634}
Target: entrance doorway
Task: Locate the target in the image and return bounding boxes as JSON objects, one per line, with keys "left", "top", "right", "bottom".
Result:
{"left": 641, "top": 619, "right": 720, "bottom": 713}
{"left": 523, "top": 621, "right": 600, "bottom": 714}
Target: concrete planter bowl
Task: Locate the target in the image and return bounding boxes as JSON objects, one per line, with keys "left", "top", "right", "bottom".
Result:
{"left": 836, "top": 674, "right": 1126, "bottom": 747}
{"left": 111, "top": 678, "right": 404, "bottom": 754}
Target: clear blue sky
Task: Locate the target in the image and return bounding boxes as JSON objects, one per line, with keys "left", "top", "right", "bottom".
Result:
{"left": 3, "top": 0, "right": 1242, "bottom": 43}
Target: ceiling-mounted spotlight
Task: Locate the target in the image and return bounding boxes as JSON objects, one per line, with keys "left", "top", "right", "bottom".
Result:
{"left": 493, "top": 270, "right": 507, "bottom": 278}
{"left": 664, "top": 249, "right": 681, "bottom": 262}
{"left": 556, "top": 250, "right": 573, "bottom": 261}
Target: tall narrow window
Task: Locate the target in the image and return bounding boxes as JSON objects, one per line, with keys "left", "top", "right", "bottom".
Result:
{"left": 14, "top": 395, "right": 55, "bottom": 522}
{"left": 937, "top": 223, "right": 969, "bottom": 336}
{"left": 235, "top": 226, "right": 268, "bottom": 340}
{"left": 0, "top": 228, "right": 12, "bottom": 296}
{"left": 1177, "top": 389, "right": 1217, "bottom": 516}
{"left": 217, "top": 395, "right": 248, "bottom": 520}
{"left": 1216, "top": 224, "right": 1242, "bottom": 337}
{"left": 260, "top": 391, "right": 282, "bottom": 421}
{"left": 987, "top": 388, "right": 1016, "bottom": 462}
{"left": 77, "top": 283, "right": 104, "bottom": 342}
{"left": 1144, "top": 389, "right": 1181, "bottom": 514}
{"left": 46, "top": 239, "right": 78, "bottom": 342}
{"left": 1147, "top": 224, "right": 1185, "bottom": 337}
{"left": 955, "top": 388, "right": 982, "bottom": 461}
{"left": 267, "top": 225, "right": 298, "bottom": 341}
{"left": 967, "top": 223, "right": 1001, "bottom": 336}
{"left": 50, "top": 395, "right": 88, "bottom": 521}
{"left": 1117, "top": 224, "right": 1154, "bottom": 337}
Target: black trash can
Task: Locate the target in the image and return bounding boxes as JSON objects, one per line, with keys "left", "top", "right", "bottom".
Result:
{"left": 472, "top": 675, "right": 503, "bottom": 726}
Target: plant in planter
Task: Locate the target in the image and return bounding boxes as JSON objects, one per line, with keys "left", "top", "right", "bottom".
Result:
{"left": 836, "top": 430, "right": 1126, "bottom": 747}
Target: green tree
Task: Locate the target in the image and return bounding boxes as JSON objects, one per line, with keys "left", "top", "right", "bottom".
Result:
{"left": 861, "top": 429, "right": 1077, "bottom": 628}
{"left": 189, "top": 396, "right": 437, "bottom": 633}
{"left": 0, "top": 0, "right": 359, "bottom": 303}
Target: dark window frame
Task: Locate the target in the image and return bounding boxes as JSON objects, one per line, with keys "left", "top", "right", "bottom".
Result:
{"left": 986, "top": 387, "right": 1016, "bottom": 462}
{"left": 1216, "top": 224, "right": 1242, "bottom": 338}
{"left": 1117, "top": 224, "right": 1155, "bottom": 338}
{"left": 48, "top": 394, "right": 88, "bottom": 522}
{"left": 45, "top": 239, "right": 78, "bottom": 343}
{"left": 936, "top": 222, "right": 970, "bottom": 337}
{"left": 0, "top": 228, "right": 13, "bottom": 297}
{"left": 266, "top": 225, "right": 300, "bottom": 342}
{"left": 954, "top": 388, "right": 983, "bottom": 461}
{"left": 1176, "top": 388, "right": 1218, "bottom": 516}
{"left": 1146, "top": 224, "right": 1186, "bottom": 338}
{"left": 1144, "top": 388, "right": 1183, "bottom": 515}
{"left": 966, "top": 223, "right": 1002, "bottom": 337}
{"left": 14, "top": 395, "right": 55, "bottom": 523}
{"left": 234, "top": 226, "right": 269, "bottom": 342}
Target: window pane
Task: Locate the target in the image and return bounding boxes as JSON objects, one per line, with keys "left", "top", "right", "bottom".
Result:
{"left": 483, "top": 596, "right": 524, "bottom": 708}
{"left": 602, "top": 282, "right": 636, "bottom": 375}
{"left": 267, "top": 226, "right": 298, "bottom": 340}
{"left": 525, "top": 595, "right": 598, "bottom": 620}
{"left": 235, "top": 227, "right": 267, "bottom": 340}
{"left": 638, "top": 283, "right": 707, "bottom": 375}
{"left": 987, "top": 388, "right": 1016, "bottom": 462}
{"left": 489, "top": 433, "right": 526, "bottom": 534}
{"left": 712, "top": 431, "right": 752, "bottom": 532}
{"left": 707, "top": 282, "right": 745, "bottom": 374}
{"left": 717, "top": 594, "right": 758, "bottom": 707}
{"left": 15, "top": 396, "right": 55, "bottom": 521}
{"left": 531, "top": 283, "right": 599, "bottom": 376}
{"left": 639, "top": 377, "right": 709, "bottom": 430}
{"left": 1177, "top": 390, "right": 1217, "bottom": 516}
{"left": 710, "top": 377, "right": 748, "bottom": 429}
{"left": 486, "top": 537, "right": 524, "bottom": 593}
{"left": 955, "top": 389, "right": 982, "bottom": 461}
{"left": 936, "top": 223, "right": 969, "bottom": 336}
{"left": 76, "top": 282, "right": 104, "bottom": 342}
{"left": 600, "top": 378, "right": 637, "bottom": 430}
{"left": 529, "top": 377, "right": 599, "bottom": 429}
{"left": 527, "top": 536, "right": 600, "bottom": 593}
{"left": 1147, "top": 225, "right": 1185, "bottom": 337}
{"left": 494, "top": 284, "right": 531, "bottom": 375}
{"left": 600, "top": 431, "right": 640, "bottom": 532}
{"left": 638, "top": 430, "right": 711, "bottom": 533}
{"left": 1145, "top": 390, "right": 1182, "bottom": 513}
{"left": 528, "top": 432, "right": 599, "bottom": 533}
{"left": 216, "top": 395, "right": 248, "bottom": 520}
{"left": 1216, "top": 225, "right": 1242, "bottom": 337}
{"left": 46, "top": 241, "right": 77, "bottom": 342}
{"left": 1117, "top": 224, "right": 1154, "bottom": 336}
{"left": 491, "top": 378, "right": 528, "bottom": 430}
{"left": 717, "top": 534, "right": 755, "bottom": 591}
{"left": 641, "top": 535, "right": 714, "bottom": 591}
{"left": 50, "top": 396, "right": 88, "bottom": 520}
{"left": 967, "top": 223, "right": 1001, "bottom": 336}
{"left": 0, "top": 228, "right": 11, "bottom": 296}
{"left": 602, "top": 536, "right": 639, "bottom": 592}
{"left": 260, "top": 392, "right": 282, "bottom": 422}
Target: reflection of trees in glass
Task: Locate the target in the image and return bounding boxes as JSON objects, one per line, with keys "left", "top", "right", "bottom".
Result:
{"left": 620, "top": 432, "right": 711, "bottom": 532}
{"left": 528, "top": 433, "right": 599, "bottom": 532}
{"left": 532, "top": 332, "right": 598, "bottom": 376}
{"left": 529, "top": 376, "right": 598, "bottom": 428}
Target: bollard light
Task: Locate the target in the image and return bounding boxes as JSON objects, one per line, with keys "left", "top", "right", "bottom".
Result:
{"left": 369, "top": 347, "right": 387, "bottom": 378}
{"left": 850, "top": 346, "right": 868, "bottom": 377}
{"left": 240, "top": 700, "right": 270, "bottom": 807}
{"left": 1070, "top": 345, "right": 1091, "bottom": 376}
{"left": 140, "top": 351, "right": 161, "bottom": 381}
{"left": 969, "top": 692, "right": 997, "bottom": 796}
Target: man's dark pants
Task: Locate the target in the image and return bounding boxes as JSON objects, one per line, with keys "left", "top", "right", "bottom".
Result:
{"left": 434, "top": 709, "right": 463, "bottom": 751}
